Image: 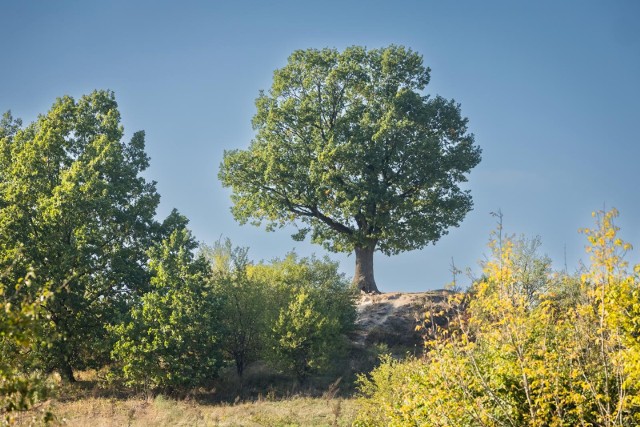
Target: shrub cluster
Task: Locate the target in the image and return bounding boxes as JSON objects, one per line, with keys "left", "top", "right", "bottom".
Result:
{"left": 356, "top": 209, "right": 640, "bottom": 426}
{"left": 109, "top": 228, "right": 357, "bottom": 394}
{"left": 0, "top": 269, "right": 54, "bottom": 425}
{"left": 0, "top": 94, "right": 356, "bottom": 423}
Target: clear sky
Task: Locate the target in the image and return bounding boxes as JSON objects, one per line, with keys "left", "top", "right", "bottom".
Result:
{"left": 2, "top": 1, "right": 639, "bottom": 291}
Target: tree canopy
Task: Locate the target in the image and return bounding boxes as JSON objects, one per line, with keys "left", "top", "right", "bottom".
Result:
{"left": 219, "top": 45, "right": 481, "bottom": 292}
{"left": 0, "top": 91, "right": 160, "bottom": 380}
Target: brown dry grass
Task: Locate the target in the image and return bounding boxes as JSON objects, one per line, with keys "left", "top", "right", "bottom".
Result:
{"left": 7, "top": 368, "right": 361, "bottom": 426}
{"left": 13, "top": 395, "right": 358, "bottom": 426}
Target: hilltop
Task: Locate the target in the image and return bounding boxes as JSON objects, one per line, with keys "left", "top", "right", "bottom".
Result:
{"left": 352, "top": 290, "right": 453, "bottom": 353}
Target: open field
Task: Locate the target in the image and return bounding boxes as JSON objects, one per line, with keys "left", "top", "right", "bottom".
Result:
{"left": 14, "top": 396, "right": 359, "bottom": 427}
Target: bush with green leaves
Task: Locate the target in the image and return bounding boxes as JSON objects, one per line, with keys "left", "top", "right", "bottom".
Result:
{"left": 203, "top": 239, "right": 270, "bottom": 377}
{"left": 204, "top": 244, "right": 357, "bottom": 383}
{"left": 111, "top": 212, "right": 222, "bottom": 393}
{"left": 250, "top": 254, "right": 357, "bottom": 382}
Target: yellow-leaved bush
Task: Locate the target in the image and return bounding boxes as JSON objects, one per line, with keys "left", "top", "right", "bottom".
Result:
{"left": 355, "top": 209, "right": 640, "bottom": 426}
{"left": 1, "top": 269, "right": 54, "bottom": 426}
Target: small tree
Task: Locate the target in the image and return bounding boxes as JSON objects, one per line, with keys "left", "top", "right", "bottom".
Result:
{"left": 111, "top": 212, "right": 222, "bottom": 393}
{"left": 220, "top": 45, "right": 481, "bottom": 293}
{"left": 204, "top": 242, "right": 356, "bottom": 381}
{"left": 204, "top": 239, "right": 269, "bottom": 377}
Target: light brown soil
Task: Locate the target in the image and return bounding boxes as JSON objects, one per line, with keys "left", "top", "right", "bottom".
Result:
{"left": 353, "top": 290, "right": 452, "bottom": 350}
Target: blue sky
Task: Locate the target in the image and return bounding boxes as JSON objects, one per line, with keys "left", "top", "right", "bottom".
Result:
{"left": 2, "top": 1, "right": 639, "bottom": 291}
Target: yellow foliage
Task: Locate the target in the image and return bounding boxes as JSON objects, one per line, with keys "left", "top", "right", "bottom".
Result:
{"left": 356, "top": 209, "right": 640, "bottom": 426}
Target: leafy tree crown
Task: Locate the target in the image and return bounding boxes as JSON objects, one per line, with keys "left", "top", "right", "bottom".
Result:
{"left": 220, "top": 45, "right": 481, "bottom": 255}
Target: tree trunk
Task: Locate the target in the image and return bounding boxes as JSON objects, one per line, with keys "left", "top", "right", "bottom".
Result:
{"left": 61, "top": 360, "right": 76, "bottom": 383}
{"left": 353, "top": 243, "right": 380, "bottom": 293}
{"left": 234, "top": 352, "right": 245, "bottom": 377}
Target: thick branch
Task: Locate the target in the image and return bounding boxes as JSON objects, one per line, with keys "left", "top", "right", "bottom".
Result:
{"left": 309, "top": 205, "right": 354, "bottom": 235}
{"left": 259, "top": 184, "right": 354, "bottom": 236}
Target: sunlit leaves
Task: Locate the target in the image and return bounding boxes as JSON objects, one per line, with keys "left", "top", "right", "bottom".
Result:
{"left": 0, "top": 269, "right": 54, "bottom": 424}
{"left": 111, "top": 220, "right": 221, "bottom": 392}
{"left": 0, "top": 91, "right": 160, "bottom": 379}
{"left": 219, "top": 45, "right": 481, "bottom": 283}
{"left": 247, "top": 253, "right": 356, "bottom": 381}
{"left": 356, "top": 209, "right": 640, "bottom": 426}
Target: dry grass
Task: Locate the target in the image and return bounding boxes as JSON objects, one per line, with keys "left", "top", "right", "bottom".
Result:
{"left": 8, "top": 369, "right": 360, "bottom": 426}
{"left": 13, "top": 395, "right": 358, "bottom": 426}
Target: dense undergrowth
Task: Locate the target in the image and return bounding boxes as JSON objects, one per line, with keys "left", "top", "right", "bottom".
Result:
{"left": 356, "top": 209, "right": 640, "bottom": 426}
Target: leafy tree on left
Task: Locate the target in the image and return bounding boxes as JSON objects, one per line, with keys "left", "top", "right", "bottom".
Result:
{"left": 0, "top": 92, "right": 160, "bottom": 381}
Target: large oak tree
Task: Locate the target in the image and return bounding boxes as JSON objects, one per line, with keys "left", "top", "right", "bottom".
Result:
{"left": 219, "top": 46, "right": 481, "bottom": 293}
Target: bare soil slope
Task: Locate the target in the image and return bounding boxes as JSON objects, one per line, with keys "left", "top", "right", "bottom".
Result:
{"left": 353, "top": 290, "right": 452, "bottom": 351}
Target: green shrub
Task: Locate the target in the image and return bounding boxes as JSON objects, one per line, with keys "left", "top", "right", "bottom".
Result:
{"left": 204, "top": 240, "right": 271, "bottom": 378}
{"left": 257, "top": 254, "right": 356, "bottom": 382}
{"left": 111, "top": 215, "right": 222, "bottom": 393}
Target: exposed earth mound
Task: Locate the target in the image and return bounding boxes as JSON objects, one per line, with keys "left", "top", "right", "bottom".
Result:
{"left": 353, "top": 290, "right": 453, "bottom": 352}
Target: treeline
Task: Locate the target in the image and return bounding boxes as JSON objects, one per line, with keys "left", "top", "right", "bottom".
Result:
{"left": 0, "top": 92, "right": 355, "bottom": 423}
{"left": 356, "top": 209, "right": 640, "bottom": 426}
